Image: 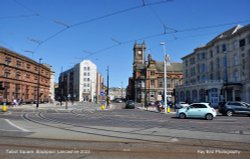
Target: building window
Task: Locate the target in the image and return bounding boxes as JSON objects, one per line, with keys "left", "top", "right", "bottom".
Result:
{"left": 185, "top": 60, "right": 188, "bottom": 67}
{"left": 197, "top": 54, "right": 200, "bottom": 61}
{"left": 16, "top": 60, "right": 22, "bottom": 67}
{"left": 87, "top": 67, "right": 90, "bottom": 71}
{"left": 197, "top": 64, "right": 200, "bottom": 74}
{"left": 242, "top": 59, "right": 245, "bottom": 70}
{"left": 197, "top": 75, "right": 200, "bottom": 82}
{"left": 167, "top": 80, "right": 171, "bottom": 88}
{"left": 150, "top": 71, "right": 155, "bottom": 76}
{"left": 233, "top": 70, "right": 240, "bottom": 82}
{"left": 5, "top": 57, "right": 12, "bottom": 65}
{"left": 210, "top": 73, "right": 214, "bottom": 80}
{"left": 26, "top": 73, "right": 30, "bottom": 79}
{"left": 201, "top": 52, "right": 206, "bottom": 60}
{"left": 217, "top": 71, "right": 221, "bottom": 80}
{"left": 210, "top": 61, "right": 214, "bottom": 72}
{"left": 26, "top": 64, "right": 31, "bottom": 69}
{"left": 158, "top": 79, "right": 163, "bottom": 88}
{"left": 233, "top": 54, "right": 238, "bottom": 65}
{"left": 248, "top": 35, "right": 250, "bottom": 44}
{"left": 150, "top": 80, "right": 155, "bottom": 87}
{"left": 190, "top": 57, "right": 195, "bottom": 65}
{"left": 232, "top": 40, "right": 237, "bottom": 49}
{"left": 4, "top": 69, "right": 11, "bottom": 78}
{"left": 16, "top": 72, "right": 21, "bottom": 80}
{"left": 185, "top": 70, "right": 189, "bottom": 78}
{"left": 222, "top": 44, "right": 226, "bottom": 52}
{"left": 216, "top": 45, "right": 220, "bottom": 53}
{"left": 190, "top": 67, "right": 196, "bottom": 76}
{"left": 201, "top": 74, "right": 206, "bottom": 82}
{"left": 201, "top": 64, "right": 206, "bottom": 73}
{"left": 239, "top": 39, "right": 245, "bottom": 47}
{"left": 216, "top": 58, "right": 220, "bottom": 68}
{"left": 210, "top": 50, "right": 213, "bottom": 58}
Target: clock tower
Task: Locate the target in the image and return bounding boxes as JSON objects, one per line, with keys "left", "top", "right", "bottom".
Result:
{"left": 133, "top": 41, "right": 146, "bottom": 67}
{"left": 133, "top": 42, "right": 146, "bottom": 103}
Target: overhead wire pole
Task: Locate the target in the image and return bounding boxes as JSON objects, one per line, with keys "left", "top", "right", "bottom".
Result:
{"left": 160, "top": 42, "right": 170, "bottom": 113}
{"left": 106, "top": 66, "right": 110, "bottom": 108}
{"left": 36, "top": 58, "right": 42, "bottom": 109}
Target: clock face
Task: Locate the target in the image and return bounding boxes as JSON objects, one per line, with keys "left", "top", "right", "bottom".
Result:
{"left": 138, "top": 51, "right": 142, "bottom": 55}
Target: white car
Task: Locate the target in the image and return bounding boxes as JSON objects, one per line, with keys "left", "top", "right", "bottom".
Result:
{"left": 176, "top": 103, "right": 217, "bottom": 120}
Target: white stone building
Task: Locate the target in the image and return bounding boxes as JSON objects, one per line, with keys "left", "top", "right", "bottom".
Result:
{"left": 59, "top": 60, "right": 103, "bottom": 102}
{"left": 176, "top": 24, "right": 250, "bottom": 106}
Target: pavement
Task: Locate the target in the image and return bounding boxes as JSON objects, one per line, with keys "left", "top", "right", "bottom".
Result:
{"left": 1, "top": 102, "right": 178, "bottom": 115}
{"left": 0, "top": 101, "right": 101, "bottom": 111}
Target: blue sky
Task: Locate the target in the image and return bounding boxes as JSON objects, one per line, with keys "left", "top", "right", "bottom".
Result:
{"left": 1, "top": 0, "right": 250, "bottom": 88}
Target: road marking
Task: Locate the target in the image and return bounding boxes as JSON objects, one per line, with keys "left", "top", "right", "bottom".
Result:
{"left": 4, "top": 119, "right": 30, "bottom": 132}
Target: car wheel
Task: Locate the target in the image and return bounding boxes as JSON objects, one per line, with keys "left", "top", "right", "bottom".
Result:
{"left": 226, "top": 110, "right": 233, "bottom": 116}
{"left": 179, "top": 113, "right": 186, "bottom": 119}
{"left": 205, "top": 113, "right": 213, "bottom": 120}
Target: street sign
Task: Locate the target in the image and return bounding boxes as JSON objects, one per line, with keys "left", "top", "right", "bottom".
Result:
{"left": 100, "top": 90, "right": 105, "bottom": 97}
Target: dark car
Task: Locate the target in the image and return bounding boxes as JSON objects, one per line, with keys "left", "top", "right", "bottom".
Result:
{"left": 125, "top": 100, "right": 135, "bottom": 109}
{"left": 218, "top": 101, "right": 250, "bottom": 116}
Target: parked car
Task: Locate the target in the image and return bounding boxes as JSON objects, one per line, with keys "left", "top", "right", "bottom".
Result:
{"left": 218, "top": 101, "right": 250, "bottom": 116}
{"left": 113, "top": 98, "right": 123, "bottom": 103}
{"left": 176, "top": 103, "right": 216, "bottom": 120}
{"left": 175, "top": 102, "right": 190, "bottom": 109}
{"left": 125, "top": 100, "right": 135, "bottom": 109}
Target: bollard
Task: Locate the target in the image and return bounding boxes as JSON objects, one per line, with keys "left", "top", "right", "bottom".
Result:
{"left": 101, "top": 105, "right": 105, "bottom": 110}
{"left": 167, "top": 107, "right": 171, "bottom": 113}
{"left": 2, "top": 103, "right": 7, "bottom": 112}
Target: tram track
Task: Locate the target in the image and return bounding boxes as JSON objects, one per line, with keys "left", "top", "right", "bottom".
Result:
{"left": 70, "top": 108, "right": 250, "bottom": 136}
{"left": 19, "top": 110, "right": 250, "bottom": 150}
{"left": 22, "top": 111, "right": 179, "bottom": 144}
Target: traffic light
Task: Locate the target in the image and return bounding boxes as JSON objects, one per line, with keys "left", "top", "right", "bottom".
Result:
{"left": 0, "top": 82, "right": 4, "bottom": 90}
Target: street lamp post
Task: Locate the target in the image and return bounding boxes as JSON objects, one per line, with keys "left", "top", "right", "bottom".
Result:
{"left": 36, "top": 58, "right": 42, "bottom": 109}
{"left": 106, "top": 66, "right": 110, "bottom": 108}
{"left": 160, "top": 42, "right": 170, "bottom": 113}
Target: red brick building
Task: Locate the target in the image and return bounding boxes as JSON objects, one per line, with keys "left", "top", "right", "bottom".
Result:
{"left": 0, "top": 47, "right": 52, "bottom": 104}
{"left": 128, "top": 42, "right": 183, "bottom": 104}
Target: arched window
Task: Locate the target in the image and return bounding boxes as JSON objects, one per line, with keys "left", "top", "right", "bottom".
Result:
{"left": 16, "top": 71, "right": 21, "bottom": 80}
{"left": 4, "top": 69, "right": 11, "bottom": 78}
